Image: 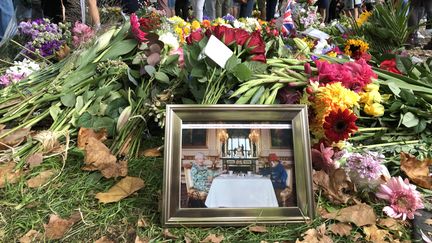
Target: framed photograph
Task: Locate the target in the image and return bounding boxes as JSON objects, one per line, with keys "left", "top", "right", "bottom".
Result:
{"left": 162, "top": 105, "right": 314, "bottom": 226}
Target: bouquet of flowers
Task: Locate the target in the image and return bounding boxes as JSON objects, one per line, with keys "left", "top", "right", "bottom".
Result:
{"left": 18, "top": 19, "right": 71, "bottom": 58}
{"left": 0, "top": 58, "right": 40, "bottom": 87}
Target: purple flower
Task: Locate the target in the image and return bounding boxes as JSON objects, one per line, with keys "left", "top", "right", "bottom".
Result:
{"left": 222, "top": 14, "right": 236, "bottom": 22}
{"left": 345, "top": 151, "right": 382, "bottom": 180}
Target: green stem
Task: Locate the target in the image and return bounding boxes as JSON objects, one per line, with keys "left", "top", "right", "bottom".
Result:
{"left": 358, "top": 140, "right": 420, "bottom": 149}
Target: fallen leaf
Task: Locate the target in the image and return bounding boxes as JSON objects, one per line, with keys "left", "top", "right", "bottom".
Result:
{"left": 95, "top": 176, "right": 144, "bottom": 203}
{"left": 137, "top": 218, "right": 149, "bottom": 228}
{"left": 328, "top": 223, "right": 352, "bottom": 236}
{"left": 400, "top": 152, "right": 432, "bottom": 189}
{"left": 141, "top": 147, "right": 161, "bottom": 157}
{"left": 378, "top": 218, "right": 404, "bottom": 231}
{"left": 55, "top": 44, "right": 70, "bottom": 60}
{"left": 19, "top": 229, "right": 42, "bottom": 243}
{"left": 77, "top": 127, "right": 107, "bottom": 149}
{"left": 363, "top": 224, "right": 390, "bottom": 243}
{"left": 316, "top": 206, "right": 328, "bottom": 216}
{"left": 26, "top": 169, "right": 56, "bottom": 188}
{"left": 185, "top": 236, "right": 192, "bottom": 243}
{"left": 249, "top": 225, "right": 268, "bottom": 233}
{"left": 135, "top": 235, "right": 150, "bottom": 243}
{"left": 162, "top": 229, "right": 178, "bottom": 239}
{"left": 200, "top": 233, "right": 225, "bottom": 243}
{"left": 296, "top": 223, "right": 333, "bottom": 243}
{"left": 322, "top": 203, "right": 376, "bottom": 227}
{"left": 425, "top": 219, "right": 432, "bottom": 226}
{"left": 0, "top": 127, "right": 31, "bottom": 150}
{"left": 313, "top": 169, "right": 356, "bottom": 204}
{"left": 94, "top": 236, "right": 115, "bottom": 243}
{"left": 26, "top": 153, "right": 43, "bottom": 169}
{"left": 82, "top": 137, "right": 127, "bottom": 178}
{"left": 44, "top": 212, "right": 80, "bottom": 240}
{"left": 0, "top": 161, "right": 23, "bottom": 188}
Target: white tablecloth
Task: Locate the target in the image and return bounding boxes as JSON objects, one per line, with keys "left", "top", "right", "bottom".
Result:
{"left": 205, "top": 175, "right": 279, "bottom": 208}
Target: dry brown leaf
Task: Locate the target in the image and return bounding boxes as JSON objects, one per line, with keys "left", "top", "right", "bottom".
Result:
{"left": 82, "top": 137, "right": 127, "bottom": 178}
{"left": 200, "top": 233, "right": 225, "bottom": 243}
{"left": 44, "top": 212, "right": 80, "bottom": 240}
{"left": 162, "top": 229, "right": 178, "bottom": 239}
{"left": 363, "top": 224, "right": 390, "bottom": 243}
{"left": 26, "top": 153, "right": 43, "bottom": 169}
{"left": 0, "top": 127, "right": 31, "bottom": 150}
{"left": 316, "top": 206, "right": 328, "bottom": 216}
{"left": 185, "top": 236, "right": 192, "bottom": 243}
{"left": 77, "top": 127, "right": 107, "bottom": 149}
{"left": 313, "top": 169, "right": 356, "bottom": 205}
{"left": 26, "top": 169, "right": 56, "bottom": 188}
{"left": 400, "top": 152, "right": 432, "bottom": 189}
{"left": 328, "top": 223, "right": 352, "bottom": 236}
{"left": 94, "top": 236, "right": 115, "bottom": 243}
{"left": 135, "top": 235, "right": 151, "bottom": 243}
{"left": 141, "top": 147, "right": 161, "bottom": 157}
{"left": 137, "top": 218, "right": 149, "bottom": 228}
{"left": 378, "top": 218, "right": 404, "bottom": 231}
{"left": 19, "top": 229, "right": 42, "bottom": 243}
{"left": 425, "top": 219, "right": 432, "bottom": 226}
{"left": 249, "top": 225, "right": 268, "bottom": 233}
{"left": 322, "top": 203, "right": 376, "bottom": 227}
{"left": 95, "top": 176, "right": 144, "bottom": 203}
{"left": 0, "top": 161, "right": 23, "bottom": 188}
{"left": 296, "top": 223, "right": 333, "bottom": 243}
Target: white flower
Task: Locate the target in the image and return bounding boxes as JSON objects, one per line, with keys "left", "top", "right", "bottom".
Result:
{"left": 159, "top": 32, "right": 179, "bottom": 50}
{"left": 233, "top": 20, "right": 245, "bottom": 29}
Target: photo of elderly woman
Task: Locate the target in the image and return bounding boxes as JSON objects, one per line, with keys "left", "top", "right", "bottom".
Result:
{"left": 180, "top": 123, "right": 296, "bottom": 208}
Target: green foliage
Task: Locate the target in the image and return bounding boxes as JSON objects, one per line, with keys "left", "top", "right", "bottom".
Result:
{"left": 355, "top": 1, "right": 414, "bottom": 52}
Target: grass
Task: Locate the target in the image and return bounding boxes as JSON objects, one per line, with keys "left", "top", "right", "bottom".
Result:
{"left": 0, "top": 139, "right": 414, "bottom": 242}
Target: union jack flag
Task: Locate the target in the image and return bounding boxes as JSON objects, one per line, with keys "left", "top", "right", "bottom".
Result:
{"left": 281, "top": 0, "right": 295, "bottom": 36}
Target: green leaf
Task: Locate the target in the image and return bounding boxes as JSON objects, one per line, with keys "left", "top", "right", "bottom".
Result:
{"left": 49, "top": 105, "right": 61, "bottom": 121}
{"left": 414, "top": 119, "right": 427, "bottom": 133}
{"left": 191, "top": 67, "right": 205, "bottom": 78}
{"left": 389, "top": 101, "right": 403, "bottom": 112}
{"left": 61, "top": 93, "right": 77, "bottom": 107}
{"left": 181, "top": 97, "right": 196, "bottom": 104}
{"left": 75, "top": 96, "right": 84, "bottom": 111}
{"left": 402, "top": 112, "right": 419, "bottom": 128}
{"left": 250, "top": 86, "right": 265, "bottom": 104}
{"left": 144, "top": 65, "right": 156, "bottom": 76}
{"left": 233, "top": 63, "right": 252, "bottom": 82}
{"left": 395, "top": 56, "right": 412, "bottom": 74}
{"left": 164, "top": 54, "right": 179, "bottom": 65}
{"left": 106, "top": 98, "right": 128, "bottom": 118}
{"left": 154, "top": 72, "right": 170, "bottom": 84}
{"left": 244, "top": 61, "right": 268, "bottom": 74}
{"left": 387, "top": 82, "right": 401, "bottom": 97}
{"left": 99, "top": 39, "right": 138, "bottom": 61}
{"left": 225, "top": 55, "right": 241, "bottom": 72}
{"left": 77, "top": 112, "right": 96, "bottom": 127}
{"left": 399, "top": 89, "right": 417, "bottom": 105}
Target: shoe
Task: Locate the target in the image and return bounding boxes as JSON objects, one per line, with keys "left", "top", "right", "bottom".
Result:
{"left": 424, "top": 41, "right": 432, "bottom": 50}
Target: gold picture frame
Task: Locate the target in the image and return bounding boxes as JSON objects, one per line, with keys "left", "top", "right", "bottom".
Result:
{"left": 162, "top": 105, "right": 314, "bottom": 226}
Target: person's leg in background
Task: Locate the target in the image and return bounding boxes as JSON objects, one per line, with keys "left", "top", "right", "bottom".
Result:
{"left": 257, "top": 0, "right": 265, "bottom": 19}
{"left": 266, "top": 0, "right": 277, "bottom": 21}
{"left": 204, "top": 0, "right": 216, "bottom": 19}
{"left": 14, "top": 0, "right": 32, "bottom": 22}
{"left": 317, "top": 0, "right": 330, "bottom": 23}
{"left": 239, "top": 0, "right": 255, "bottom": 17}
{"left": 0, "top": 0, "right": 14, "bottom": 41}
{"left": 193, "top": 0, "right": 206, "bottom": 21}
{"left": 121, "top": 0, "right": 140, "bottom": 14}
{"left": 231, "top": 0, "right": 239, "bottom": 18}
{"left": 423, "top": 0, "right": 432, "bottom": 49}
{"left": 41, "top": 0, "right": 63, "bottom": 23}
{"left": 216, "top": 0, "right": 223, "bottom": 17}
{"left": 88, "top": 0, "right": 100, "bottom": 28}
{"left": 168, "top": 0, "right": 176, "bottom": 17}
{"left": 408, "top": 0, "right": 424, "bottom": 47}
{"left": 222, "top": 0, "right": 231, "bottom": 16}
{"left": 176, "top": 0, "right": 188, "bottom": 20}
{"left": 31, "top": 0, "right": 44, "bottom": 19}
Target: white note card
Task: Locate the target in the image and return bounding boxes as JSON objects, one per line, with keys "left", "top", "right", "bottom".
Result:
{"left": 303, "top": 28, "right": 330, "bottom": 40}
{"left": 203, "top": 35, "right": 234, "bottom": 68}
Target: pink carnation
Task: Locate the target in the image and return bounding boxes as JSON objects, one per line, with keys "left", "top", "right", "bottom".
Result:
{"left": 169, "top": 47, "right": 184, "bottom": 68}
{"left": 72, "top": 22, "right": 94, "bottom": 47}
{"left": 130, "top": 13, "right": 147, "bottom": 43}
{"left": 376, "top": 176, "right": 424, "bottom": 220}
{"left": 311, "top": 143, "right": 338, "bottom": 173}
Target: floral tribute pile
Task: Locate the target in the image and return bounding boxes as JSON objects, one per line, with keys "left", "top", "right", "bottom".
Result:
{"left": 0, "top": 1, "right": 432, "bottom": 242}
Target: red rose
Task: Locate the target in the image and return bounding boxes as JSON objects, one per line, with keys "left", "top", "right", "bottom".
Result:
{"left": 186, "top": 30, "right": 204, "bottom": 45}
{"left": 251, "top": 53, "right": 266, "bottom": 63}
{"left": 246, "top": 31, "right": 265, "bottom": 54}
{"left": 211, "top": 25, "right": 227, "bottom": 40}
{"left": 234, "top": 29, "right": 250, "bottom": 46}
{"left": 223, "top": 28, "right": 236, "bottom": 46}
{"left": 380, "top": 59, "right": 401, "bottom": 74}
{"left": 138, "top": 18, "right": 152, "bottom": 31}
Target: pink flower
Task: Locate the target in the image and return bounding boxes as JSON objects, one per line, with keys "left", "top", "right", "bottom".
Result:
{"left": 311, "top": 143, "right": 337, "bottom": 172}
{"left": 72, "top": 22, "right": 94, "bottom": 47}
{"left": 130, "top": 13, "right": 147, "bottom": 43}
{"left": 376, "top": 176, "right": 424, "bottom": 220}
{"left": 169, "top": 47, "right": 184, "bottom": 68}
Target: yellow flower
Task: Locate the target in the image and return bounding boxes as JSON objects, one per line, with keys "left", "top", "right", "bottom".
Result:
{"left": 214, "top": 18, "right": 226, "bottom": 25}
{"left": 191, "top": 20, "right": 201, "bottom": 31}
{"left": 364, "top": 103, "right": 385, "bottom": 117}
{"left": 344, "top": 39, "right": 369, "bottom": 56}
{"left": 360, "top": 90, "right": 382, "bottom": 105}
{"left": 364, "top": 83, "right": 379, "bottom": 92}
{"left": 301, "top": 37, "right": 315, "bottom": 49}
{"left": 357, "top": 11, "right": 372, "bottom": 27}
{"left": 327, "top": 51, "right": 337, "bottom": 57}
